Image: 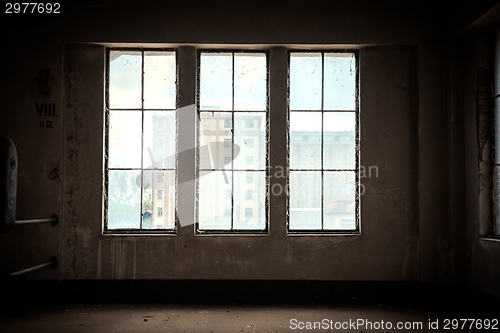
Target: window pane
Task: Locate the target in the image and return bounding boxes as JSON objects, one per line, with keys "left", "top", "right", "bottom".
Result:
{"left": 289, "top": 171, "right": 321, "bottom": 229}
{"left": 323, "top": 112, "right": 356, "bottom": 169}
{"left": 144, "top": 52, "right": 176, "bottom": 109}
{"left": 200, "top": 53, "right": 232, "bottom": 110}
{"left": 290, "top": 112, "right": 322, "bottom": 169}
{"left": 324, "top": 171, "right": 356, "bottom": 230}
{"left": 142, "top": 170, "right": 175, "bottom": 229}
{"left": 107, "top": 170, "right": 141, "bottom": 229}
{"left": 234, "top": 53, "right": 267, "bottom": 111}
{"left": 324, "top": 53, "right": 356, "bottom": 110}
{"left": 143, "top": 111, "right": 176, "bottom": 169}
{"left": 233, "top": 113, "right": 266, "bottom": 170}
{"left": 199, "top": 112, "right": 232, "bottom": 170}
{"left": 233, "top": 171, "right": 265, "bottom": 229}
{"left": 290, "top": 53, "right": 322, "bottom": 110}
{"left": 199, "top": 171, "right": 232, "bottom": 230}
{"left": 108, "top": 111, "right": 142, "bottom": 168}
{"left": 109, "top": 51, "right": 142, "bottom": 109}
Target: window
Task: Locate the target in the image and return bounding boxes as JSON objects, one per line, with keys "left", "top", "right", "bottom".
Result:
{"left": 103, "top": 47, "right": 359, "bottom": 236}
{"left": 245, "top": 207, "right": 253, "bottom": 218}
{"left": 288, "top": 51, "right": 359, "bottom": 233}
{"left": 245, "top": 190, "right": 253, "bottom": 200}
{"left": 197, "top": 50, "right": 268, "bottom": 233}
{"left": 245, "top": 138, "right": 254, "bottom": 148}
{"left": 246, "top": 173, "right": 253, "bottom": 183}
{"left": 105, "top": 49, "right": 177, "bottom": 233}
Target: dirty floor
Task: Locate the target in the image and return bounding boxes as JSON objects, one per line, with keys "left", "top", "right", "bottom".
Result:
{"left": 0, "top": 303, "right": 496, "bottom": 333}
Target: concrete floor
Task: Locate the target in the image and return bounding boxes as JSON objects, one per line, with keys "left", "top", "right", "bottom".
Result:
{"left": 0, "top": 303, "right": 494, "bottom": 333}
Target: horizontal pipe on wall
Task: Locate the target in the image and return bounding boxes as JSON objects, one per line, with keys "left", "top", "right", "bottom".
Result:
{"left": 15, "top": 214, "right": 58, "bottom": 227}
{"left": 10, "top": 257, "right": 57, "bottom": 276}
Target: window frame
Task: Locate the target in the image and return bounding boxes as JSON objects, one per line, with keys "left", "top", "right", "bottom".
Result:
{"left": 195, "top": 49, "right": 270, "bottom": 235}
{"left": 286, "top": 49, "right": 360, "bottom": 235}
{"left": 103, "top": 47, "right": 179, "bottom": 235}
{"left": 102, "top": 46, "right": 361, "bottom": 237}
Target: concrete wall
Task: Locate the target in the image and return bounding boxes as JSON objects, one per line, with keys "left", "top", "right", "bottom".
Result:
{"left": 0, "top": 1, "right": 450, "bottom": 283}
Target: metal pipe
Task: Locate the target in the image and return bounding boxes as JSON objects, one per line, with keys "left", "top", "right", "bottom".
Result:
{"left": 10, "top": 256, "right": 57, "bottom": 276}
{"left": 15, "top": 214, "right": 58, "bottom": 227}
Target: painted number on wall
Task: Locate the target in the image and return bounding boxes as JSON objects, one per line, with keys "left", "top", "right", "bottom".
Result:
{"left": 36, "top": 103, "right": 57, "bottom": 129}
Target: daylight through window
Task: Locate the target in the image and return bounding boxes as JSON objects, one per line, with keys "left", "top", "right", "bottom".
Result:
{"left": 105, "top": 49, "right": 177, "bottom": 232}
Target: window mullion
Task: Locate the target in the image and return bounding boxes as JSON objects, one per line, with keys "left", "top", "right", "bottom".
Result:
{"left": 177, "top": 46, "right": 197, "bottom": 235}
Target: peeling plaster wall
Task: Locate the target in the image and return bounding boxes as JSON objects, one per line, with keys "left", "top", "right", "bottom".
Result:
{"left": 0, "top": 1, "right": 450, "bottom": 283}
{"left": 462, "top": 29, "right": 500, "bottom": 298}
